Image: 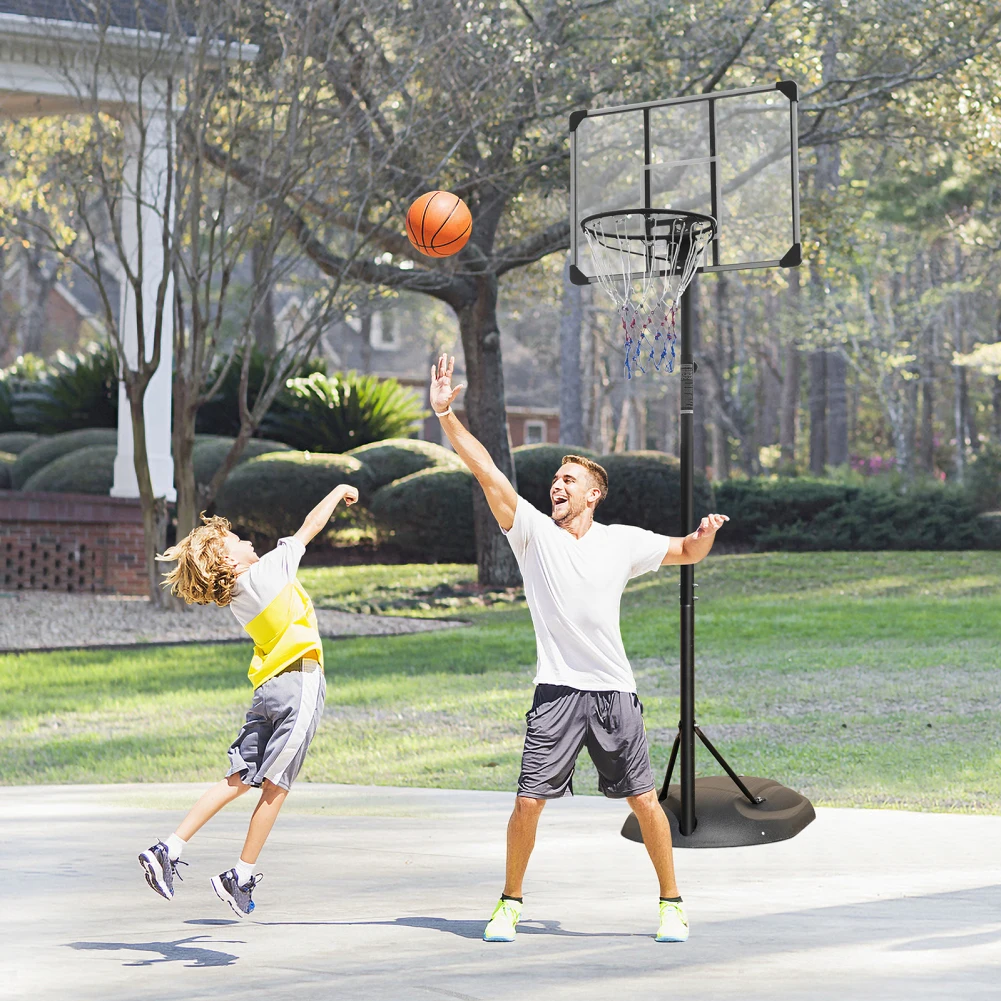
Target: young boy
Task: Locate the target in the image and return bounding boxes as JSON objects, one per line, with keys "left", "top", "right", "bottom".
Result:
{"left": 138, "top": 483, "right": 358, "bottom": 916}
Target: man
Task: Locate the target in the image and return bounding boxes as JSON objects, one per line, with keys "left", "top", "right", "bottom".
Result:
{"left": 429, "top": 354, "right": 728, "bottom": 945}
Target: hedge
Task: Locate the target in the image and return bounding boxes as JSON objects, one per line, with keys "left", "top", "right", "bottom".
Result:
{"left": 11, "top": 428, "right": 118, "bottom": 489}
{"left": 597, "top": 451, "right": 714, "bottom": 536}
{"left": 715, "top": 477, "right": 1001, "bottom": 551}
{"left": 192, "top": 436, "right": 291, "bottom": 490}
{"left": 347, "top": 438, "right": 462, "bottom": 492}
{"left": 0, "top": 451, "right": 15, "bottom": 490}
{"left": 0, "top": 432, "right": 43, "bottom": 455}
{"left": 214, "top": 451, "right": 373, "bottom": 541}
{"left": 370, "top": 466, "right": 475, "bottom": 562}
{"left": 512, "top": 444, "right": 600, "bottom": 515}
{"left": 21, "top": 445, "right": 117, "bottom": 495}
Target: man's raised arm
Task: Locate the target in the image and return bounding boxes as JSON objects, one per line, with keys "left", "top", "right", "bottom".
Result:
{"left": 429, "top": 354, "right": 517, "bottom": 531}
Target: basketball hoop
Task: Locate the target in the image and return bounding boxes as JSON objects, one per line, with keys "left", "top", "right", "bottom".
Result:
{"left": 581, "top": 209, "right": 716, "bottom": 378}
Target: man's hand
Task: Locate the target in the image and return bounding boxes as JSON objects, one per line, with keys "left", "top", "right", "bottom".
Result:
{"left": 430, "top": 354, "right": 465, "bottom": 415}
{"left": 692, "top": 513, "right": 729, "bottom": 539}
{"left": 339, "top": 484, "right": 359, "bottom": 507}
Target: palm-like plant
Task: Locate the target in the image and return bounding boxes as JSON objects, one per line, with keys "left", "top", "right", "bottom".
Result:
{"left": 262, "top": 372, "right": 426, "bottom": 453}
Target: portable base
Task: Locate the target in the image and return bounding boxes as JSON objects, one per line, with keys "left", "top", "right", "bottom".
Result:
{"left": 621, "top": 776, "right": 815, "bottom": 849}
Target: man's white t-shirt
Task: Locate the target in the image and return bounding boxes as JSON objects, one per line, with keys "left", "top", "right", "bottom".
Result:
{"left": 229, "top": 537, "right": 306, "bottom": 629}
{"left": 503, "top": 497, "right": 671, "bottom": 693}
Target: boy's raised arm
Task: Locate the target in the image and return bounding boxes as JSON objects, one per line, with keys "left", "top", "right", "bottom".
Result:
{"left": 293, "top": 484, "right": 359, "bottom": 548}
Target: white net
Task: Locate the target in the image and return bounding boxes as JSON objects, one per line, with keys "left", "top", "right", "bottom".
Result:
{"left": 583, "top": 210, "right": 715, "bottom": 377}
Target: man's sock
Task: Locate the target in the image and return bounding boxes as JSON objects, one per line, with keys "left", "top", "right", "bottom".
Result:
{"left": 660, "top": 896, "right": 683, "bottom": 903}
{"left": 165, "top": 833, "right": 187, "bottom": 861}
{"left": 500, "top": 894, "right": 523, "bottom": 904}
{"left": 233, "top": 858, "right": 255, "bottom": 886}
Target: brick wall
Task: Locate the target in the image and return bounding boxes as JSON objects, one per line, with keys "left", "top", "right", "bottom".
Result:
{"left": 0, "top": 491, "right": 147, "bottom": 595}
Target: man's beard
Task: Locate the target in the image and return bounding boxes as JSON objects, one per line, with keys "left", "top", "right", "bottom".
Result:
{"left": 552, "top": 494, "right": 585, "bottom": 526}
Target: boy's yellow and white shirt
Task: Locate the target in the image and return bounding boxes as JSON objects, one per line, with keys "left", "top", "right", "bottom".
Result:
{"left": 229, "top": 537, "right": 323, "bottom": 688}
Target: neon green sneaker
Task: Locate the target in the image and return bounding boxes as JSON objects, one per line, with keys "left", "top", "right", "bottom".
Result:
{"left": 483, "top": 897, "right": 522, "bottom": 942}
{"left": 656, "top": 899, "right": 689, "bottom": 943}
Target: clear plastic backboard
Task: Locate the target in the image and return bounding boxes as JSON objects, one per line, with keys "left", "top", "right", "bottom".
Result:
{"left": 569, "top": 81, "right": 800, "bottom": 285}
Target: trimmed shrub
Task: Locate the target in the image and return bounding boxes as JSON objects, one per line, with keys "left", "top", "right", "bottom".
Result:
{"left": 0, "top": 432, "right": 43, "bottom": 454}
{"left": 716, "top": 477, "right": 1001, "bottom": 550}
{"left": 0, "top": 451, "right": 15, "bottom": 490}
{"left": 261, "top": 372, "right": 425, "bottom": 452}
{"left": 371, "top": 466, "right": 475, "bottom": 562}
{"left": 22, "top": 445, "right": 117, "bottom": 495}
{"left": 214, "top": 451, "right": 373, "bottom": 541}
{"left": 192, "top": 436, "right": 291, "bottom": 490}
{"left": 597, "top": 451, "right": 714, "bottom": 536}
{"left": 11, "top": 428, "right": 119, "bottom": 489}
{"left": 347, "top": 438, "right": 462, "bottom": 492}
{"left": 513, "top": 444, "right": 600, "bottom": 514}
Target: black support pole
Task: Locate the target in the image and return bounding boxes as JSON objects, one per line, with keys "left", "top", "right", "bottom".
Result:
{"left": 678, "top": 277, "right": 697, "bottom": 836}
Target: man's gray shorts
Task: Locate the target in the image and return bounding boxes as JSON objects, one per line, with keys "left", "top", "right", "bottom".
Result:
{"left": 517, "top": 684, "right": 655, "bottom": 799}
{"left": 226, "top": 659, "right": 325, "bottom": 791}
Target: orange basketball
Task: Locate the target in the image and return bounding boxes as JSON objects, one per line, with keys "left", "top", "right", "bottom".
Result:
{"left": 405, "top": 190, "right": 472, "bottom": 258}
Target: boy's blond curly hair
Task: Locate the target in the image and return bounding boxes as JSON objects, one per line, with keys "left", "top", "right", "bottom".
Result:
{"left": 156, "top": 513, "right": 238, "bottom": 606}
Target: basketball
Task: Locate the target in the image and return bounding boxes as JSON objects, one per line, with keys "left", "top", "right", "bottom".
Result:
{"left": 405, "top": 190, "right": 472, "bottom": 258}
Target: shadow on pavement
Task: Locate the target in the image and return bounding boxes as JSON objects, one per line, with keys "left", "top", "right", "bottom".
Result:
{"left": 68, "top": 935, "right": 243, "bottom": 968}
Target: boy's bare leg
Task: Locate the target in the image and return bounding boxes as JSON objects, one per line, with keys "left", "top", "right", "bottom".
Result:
{"left": 626, "top": 789, "right": 679, "bottom": 897}
{"left": 239, "top": 779, "right": 289, "bottom": 865}
{"left": 174, "top": 774, "right": 251, "bottom": 842}
{"left": 503, "top": 795, "right": 547, "bottom": 898}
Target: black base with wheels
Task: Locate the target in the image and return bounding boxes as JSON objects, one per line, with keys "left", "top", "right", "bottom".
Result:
{"left": 621, "top": 776, "right": 816, "bottom": 848}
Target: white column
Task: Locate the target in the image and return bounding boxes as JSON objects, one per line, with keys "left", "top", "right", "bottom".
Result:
{"left": 111, "top": 111, "right": 175, "bottom": 501}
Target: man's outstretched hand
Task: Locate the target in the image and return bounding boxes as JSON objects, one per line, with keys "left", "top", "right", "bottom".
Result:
{"left": 430, "top": 354, "right": 465, "bottom": 415}
{"left": 692, "top": 513, "right": 729, "bottom": 539}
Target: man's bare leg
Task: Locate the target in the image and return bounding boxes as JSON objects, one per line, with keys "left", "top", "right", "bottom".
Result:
{"left": 239, "top": 779, "right": 289, "bottom": 864}
{"left": 503, "top": 795, "right": 547, "bottom": 898}
{"left": 175, "top": 774, "right": 251, "bottom": 842}
{"left": 627, "top": 788, "right": 679, "bottom": 898}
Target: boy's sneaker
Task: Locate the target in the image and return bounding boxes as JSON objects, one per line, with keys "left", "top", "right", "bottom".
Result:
{"left": 656, "top": 899, "right": 690, "bottom": 943}
{"left": 483, "top": 897, "right": 522, "bottom": 942}
{"left": 138, "top": 841, "right": 187, "bottom": 900}
{"left": 210, "top": 869, "right": 262, "bottom": 917}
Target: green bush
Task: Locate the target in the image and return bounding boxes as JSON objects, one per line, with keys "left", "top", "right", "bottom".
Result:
{"left": 12, "top": 342, "right": 118, "bottom": 433}
{"left": 597, "top": 451, "right": 714, "bottom": 536}
{"left": 0, "top": 451, "right": 15, "bottom": 490}
{"left": 11, "top": 428, "right": 119, "bottom": 489}
{"left": 192, "top": 436, "right": 290, "bottom": 491}
{"left": 347, "top": 438, "right": 462, "bottom": 491}
{"left": 513, "top": 444, "right": 600, "bottom": 514}
{"left": 21, "top": 445, "right": 117, "bottom": 495}
{"left": 0, "top": 354, "right": 49, "bottom": 432}
{"left": 0, "top": 432, "right": 43, "bottom": 454}
{"left": 716, "top": 477, "right": 1001, "bottom": 550}
{"left": 214, "top": 451, "right": 373, "bottom": 541}
{"left": 371, "top": 467, "right": 475, "bottom": 562}
{"left": 966, "top": 443, "right": 1001, "bottom": 513}
{"left": 261, "top": 372, "right": 425, "bottom": 452}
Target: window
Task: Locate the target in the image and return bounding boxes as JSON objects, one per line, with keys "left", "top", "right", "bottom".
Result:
{"left": 524, "top": 420, "right": 546, "bottom": 445}
{"left": 369, "top": 311, "right": 400, "bottom": 350}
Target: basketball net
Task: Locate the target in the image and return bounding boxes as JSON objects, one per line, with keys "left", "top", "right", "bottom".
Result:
{"left": 582, "top": 211, "right": 715, "bottom": 378}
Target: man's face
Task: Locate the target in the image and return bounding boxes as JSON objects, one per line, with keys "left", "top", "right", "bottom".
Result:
{"left": 222, "top": 531, "right": 258, "bottom": 570}
{"left": 550, "top": 463, "right": 598, "bottom": 525}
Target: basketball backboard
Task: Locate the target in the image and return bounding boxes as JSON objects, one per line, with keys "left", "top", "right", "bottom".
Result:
{"left": 569, "top": 81, "right": 800, "bottom": 285}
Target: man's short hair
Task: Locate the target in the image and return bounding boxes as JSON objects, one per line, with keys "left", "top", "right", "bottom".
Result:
{"left": 562, "top": 454, "right": 608, "bottom": 505}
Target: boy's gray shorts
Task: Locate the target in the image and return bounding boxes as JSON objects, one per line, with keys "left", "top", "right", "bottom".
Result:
{"left": 226, "top": 659, "right": 325, "bottom": 791}
{"left": 517, "top": 684, "right": 655, "bottom": 799}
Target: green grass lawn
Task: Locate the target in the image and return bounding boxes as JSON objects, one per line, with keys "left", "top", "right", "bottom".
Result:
{"left": 1, "top": 551, "right": 999, "bottom": 813}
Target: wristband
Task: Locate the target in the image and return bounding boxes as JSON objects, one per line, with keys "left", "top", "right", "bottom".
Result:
{"left": 434, "top": 407, "right": 453, "bottom": 418}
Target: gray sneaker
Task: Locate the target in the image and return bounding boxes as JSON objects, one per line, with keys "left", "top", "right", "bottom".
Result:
{"left": 210, "top": 869, "right": 262, "bottom": 917}
{"left": 138, "top": 841, "right": 187, "bottom": 900}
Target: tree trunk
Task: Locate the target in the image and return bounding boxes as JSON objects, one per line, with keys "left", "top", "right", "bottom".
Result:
{"left": 455, "top": 277, "right": 521, "bottom": 587}
{"left": 559, "top": 254, "right": 585, "bottom": 446}
{"left": 808, "top": 350, "right": 827, "bottom": 474}
{"left": 359, "top": 314, "right": 373, "bottom": 374}
{"left": 825, "top": 350, "right": 848, "bottom": 467}
{"left": 251, "top": 243, "right": 277, "bottom": 354}
{"left": 779, "top": 342, "right": 801, "bottom": 470}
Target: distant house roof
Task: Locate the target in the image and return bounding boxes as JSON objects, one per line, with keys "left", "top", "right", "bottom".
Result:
{"left": 0, "top": 1, "right": 170, "bottom": 31}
